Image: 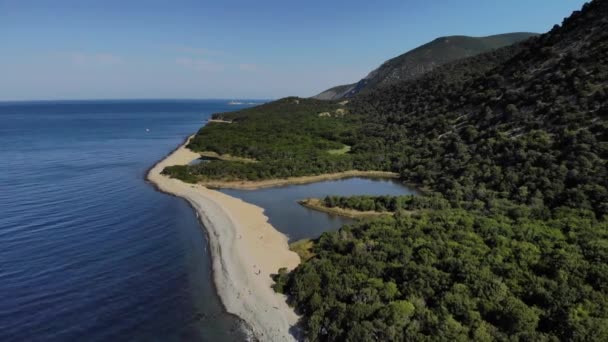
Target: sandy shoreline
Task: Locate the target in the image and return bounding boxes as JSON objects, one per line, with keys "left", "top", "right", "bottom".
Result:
{"left": 201, "top": 170, "right": 400, "bottom": 190}
{"left": 147, "top": 136, "right": 300, "bottom": 341}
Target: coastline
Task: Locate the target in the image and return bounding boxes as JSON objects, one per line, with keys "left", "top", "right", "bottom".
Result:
{"left": 147, "top": 136, "right": 301, "bottom": 341}
{"left": 201, "top": 170, "right": 400, "bottom": 190}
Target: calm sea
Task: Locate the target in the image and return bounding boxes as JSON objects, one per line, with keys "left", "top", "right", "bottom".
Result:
{"left": 0, "top": 100, "right": 254, "bottom": 342}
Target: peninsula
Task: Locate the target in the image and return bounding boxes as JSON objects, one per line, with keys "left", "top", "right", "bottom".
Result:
{"left": 147, "top": 137, "right": 300, "bottom": 341}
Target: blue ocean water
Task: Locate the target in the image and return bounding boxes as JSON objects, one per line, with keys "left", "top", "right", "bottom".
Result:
{"left": 0, "top": 100, "right": 255, "bottom": 342}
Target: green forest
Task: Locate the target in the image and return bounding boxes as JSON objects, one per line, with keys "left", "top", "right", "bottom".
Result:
{"left": 322, "top": 194, "right": 451, "bottom": 213}
{"left": 163, "top": 1, "right": 608, "bottom": 340}
{"left": 274, "top": 207, "right": 608, "bottom": 341}
{"left": 162, "top": 97, "right": 386, "bottom": 181}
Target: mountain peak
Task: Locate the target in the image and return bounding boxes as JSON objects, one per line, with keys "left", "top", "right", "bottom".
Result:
{"left": 313, "top": 32, "right": 537, "bottom": 101}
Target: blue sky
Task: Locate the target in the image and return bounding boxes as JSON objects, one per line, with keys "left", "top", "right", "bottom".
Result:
{"left": 0, "top": 0, "right": 588, "bottom": 100}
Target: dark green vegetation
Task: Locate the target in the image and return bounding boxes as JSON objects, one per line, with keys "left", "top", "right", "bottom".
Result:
{"left": 273, "top": 2, "right": 608, "bottom": 340}
{"left": 323, "top": 194, "right": 450, "bottom": 213}
{"left": 346, "top": 2, "right": 608, "bottom": 219}
{"left": 165, "top": 1, "right": 608, "bottom": 340}
{"left": 162, "top": 98, "right": 391, "bottom": 182}
{"left": 313, "top": 32, "right": 537, "bottom": 100}
{"left": 274, "top": 207, "right": 608, "bottom": 341}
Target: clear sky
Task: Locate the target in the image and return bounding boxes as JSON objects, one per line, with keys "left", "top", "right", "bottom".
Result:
{"left": 0, "top": 0, "right": 588, "bottom": 101}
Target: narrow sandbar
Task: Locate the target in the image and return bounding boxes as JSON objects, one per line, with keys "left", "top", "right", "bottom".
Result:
{"left": 147, "top": 136, "right": 300, "bottom": 341}
{"left": 200, "top": 170, "right": 400, "bottom": 190}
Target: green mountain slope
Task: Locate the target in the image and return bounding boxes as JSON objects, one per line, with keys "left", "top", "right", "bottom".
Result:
{"left": 313, "top": 32, "right": 537, "bottom": 100}
{"left": 164, "top": 2, "right": 608, "bottom": 339}
{"left": 348, "top": 2, "right": 608, "bottom": 216}
{"left": 276, "top": 1, "right": 608, "bottom": 340}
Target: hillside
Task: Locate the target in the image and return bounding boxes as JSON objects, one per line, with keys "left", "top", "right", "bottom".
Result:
{"left": 164, "top": 1, "right": 608, "bottom": 340}
{"left": 279, "top": 1, "right": 607, "bottom": 340}
{"left": 313, "top": 32, "right": 536, "bottom": 100}
{"left": 348, "top": 1, "right": 608, "bottom": 216}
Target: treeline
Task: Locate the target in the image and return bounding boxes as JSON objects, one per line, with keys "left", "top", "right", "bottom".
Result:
{"left": 323, "top": 194, "right": 450, "bottom": 212}
{"left": 322, "top": 192, "right": 560, "bottom": 222}
{"left": 162, "top": 153, "right": 391, "bottom": 182}
{"left": 275, "top": 208, "right": 608, "bottom": 341}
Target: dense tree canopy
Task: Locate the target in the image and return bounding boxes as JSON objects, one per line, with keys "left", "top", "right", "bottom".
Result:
{"left": 164, "top": 1, "right": 608, "bottom": 340}
{"left": 323, "top": 194, "right": 451, "bottom": 213}
{"left": 345, "top": 0, "right": 608, "bottom": 217}
{"left": 275, "top": 208, "right": 608, "bottom": 341}
{"left": 163, "top": 97, "right": 389, "bottom": 181}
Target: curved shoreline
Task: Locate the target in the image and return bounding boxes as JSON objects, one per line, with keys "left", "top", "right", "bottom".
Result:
{"left": 147, "top": 136, "right": 301, "bottom": 341}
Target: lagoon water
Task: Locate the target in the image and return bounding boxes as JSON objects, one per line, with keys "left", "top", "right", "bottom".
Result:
{"left": 0, "top": 100, "right": 415, "bottom": 341}
{"left": 221, "top": 178, "right": 416, "bottom": 241}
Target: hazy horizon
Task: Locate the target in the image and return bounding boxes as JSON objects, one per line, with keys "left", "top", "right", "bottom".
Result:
{"left": 0, "top": 98, "right": 273, "bottom": 103}
{"left": 1, "top": 0, "right": 588, "bottom": 101}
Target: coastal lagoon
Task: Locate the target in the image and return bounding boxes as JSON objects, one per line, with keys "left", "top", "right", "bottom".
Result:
{"left": 221, "top": 178, "right": 416, "bottom": 241}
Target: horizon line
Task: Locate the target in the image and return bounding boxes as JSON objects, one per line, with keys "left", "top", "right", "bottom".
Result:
{"left": 0, "top": 97, "right": 276, "bottom": 104}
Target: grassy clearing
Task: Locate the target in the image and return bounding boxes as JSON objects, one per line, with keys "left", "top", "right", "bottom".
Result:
{"left": 289, "top": 239, "right": 315, "bottom": 262}
{"left": 199, "top": 151, "right": 257, "bottom": 163}
{"left": 327, "top": 145, "right": 351, "bottom": 155}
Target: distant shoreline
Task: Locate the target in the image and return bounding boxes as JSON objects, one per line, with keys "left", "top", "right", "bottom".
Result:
{"left": 147, "top": 136, "right": 300, "bottom": 341}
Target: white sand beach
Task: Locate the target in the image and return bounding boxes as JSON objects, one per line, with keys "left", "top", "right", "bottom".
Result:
{"left": 147, "top": 137, "right": 300, "bottom": 341}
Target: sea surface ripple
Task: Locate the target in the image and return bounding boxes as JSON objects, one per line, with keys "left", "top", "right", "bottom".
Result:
{"left": 0, "top": 100, "right": 251, "bottom": 342}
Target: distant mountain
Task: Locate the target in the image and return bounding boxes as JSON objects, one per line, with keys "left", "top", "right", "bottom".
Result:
{"left": 313, "top": 32, "right": 537, "bottom": 100}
